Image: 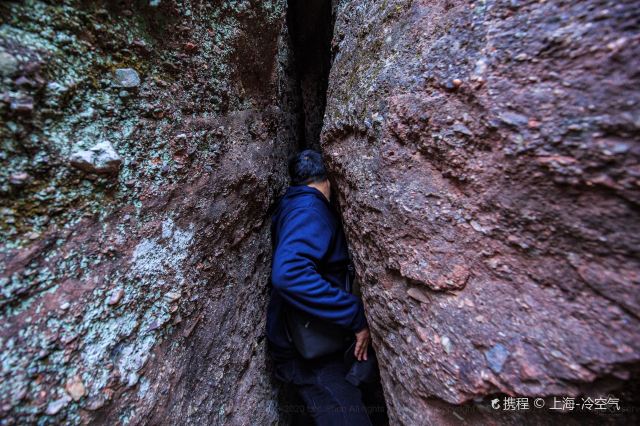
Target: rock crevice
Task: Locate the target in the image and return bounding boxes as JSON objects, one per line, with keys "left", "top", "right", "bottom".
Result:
{"left": 2, "top": 0, "right": 639, "bottom": 425}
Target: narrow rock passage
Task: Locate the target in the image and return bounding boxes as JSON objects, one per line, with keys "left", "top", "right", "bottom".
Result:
{"left": 275, "top": 1, "right": 391, "bottom": 423}
{"left": 1, "top": 0, "right": 639, "bottom": 425}
{"left": 286, "top": 0, "right": 334, "bottom": 151}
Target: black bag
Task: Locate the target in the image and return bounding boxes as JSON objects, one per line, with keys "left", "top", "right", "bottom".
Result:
{"left": 284, "top": 264, "right": 356, "bottom": 359}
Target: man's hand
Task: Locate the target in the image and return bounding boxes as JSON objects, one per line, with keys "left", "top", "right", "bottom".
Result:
{"left": 354, "top": 327, "right": 370, "bottom": 361}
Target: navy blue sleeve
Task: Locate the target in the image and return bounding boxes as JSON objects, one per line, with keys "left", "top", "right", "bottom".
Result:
{"left": 271, "top": 206, "right": 367, "bottom": 333}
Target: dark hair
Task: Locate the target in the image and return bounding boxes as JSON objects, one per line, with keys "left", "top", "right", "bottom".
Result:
{"left": 288, "top": 149, "right": 328, "bottom": 185}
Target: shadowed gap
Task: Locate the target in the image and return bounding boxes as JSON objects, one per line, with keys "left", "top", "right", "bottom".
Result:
{"left": 280, "top": 1, "right": 390, "bottom": 425}
{"left": 287, "top": 0, "right": 334, "bottom": 151}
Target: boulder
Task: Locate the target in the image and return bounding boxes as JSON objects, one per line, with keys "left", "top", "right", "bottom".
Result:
{"left": 113, "top": 68, "right": 141, "bottom": 88}
{"left": 0, "top": 49, "right": 18, "bottom": 77}
{"left": 69, "top": 141, "right": 122, "bottom": 175}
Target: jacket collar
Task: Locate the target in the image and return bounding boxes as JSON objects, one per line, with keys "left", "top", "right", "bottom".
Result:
{"left": 284, "top": 184, "right": 332, "bottom": 209}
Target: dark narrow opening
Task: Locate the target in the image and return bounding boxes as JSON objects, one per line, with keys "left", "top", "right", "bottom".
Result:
{"left": 278, "top": 2, "right": 390, "bottom": 425}
{"left": 286, "top": 0, "right": 334, "bottom": 151}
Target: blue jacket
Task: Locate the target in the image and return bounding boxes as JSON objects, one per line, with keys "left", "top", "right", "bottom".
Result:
{"left": 266, "top": 185, "right": 367, "bottom": 360}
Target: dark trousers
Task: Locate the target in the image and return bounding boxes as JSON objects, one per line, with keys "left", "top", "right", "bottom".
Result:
{"left": 274, "top": 352, "right": 373, "bottom": 426}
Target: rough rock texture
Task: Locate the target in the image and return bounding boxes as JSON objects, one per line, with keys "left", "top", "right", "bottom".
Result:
{"left": 4, "top": 0, "right": 640, "bottom": 424}
{"left": 323, "top": 0, "right": 640, "bottom": 424}
{"left": 0, "top": 1, "right": 299, "bottom": 424}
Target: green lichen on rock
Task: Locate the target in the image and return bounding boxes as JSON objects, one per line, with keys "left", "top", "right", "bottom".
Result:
{"left": 1, "top": 0, "right": 289, "bottom": 424}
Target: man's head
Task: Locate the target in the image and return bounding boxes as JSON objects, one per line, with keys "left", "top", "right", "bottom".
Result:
{"left": 288, "top": 149, "right": 330, "bottom": 200}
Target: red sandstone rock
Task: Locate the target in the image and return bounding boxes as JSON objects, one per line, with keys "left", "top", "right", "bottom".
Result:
{"left": 0, "top": 1, "right": 293, "bottom": 424}
{"left": 323, "top": 0, "right": 640, "bottom": 424}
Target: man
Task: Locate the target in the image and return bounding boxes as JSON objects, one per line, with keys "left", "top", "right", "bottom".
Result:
{"left": 266, "top": 149, "right": 373, "bottom": 425}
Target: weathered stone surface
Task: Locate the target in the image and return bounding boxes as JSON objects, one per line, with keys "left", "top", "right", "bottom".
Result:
{"left": 65, "top": 375, "right": 86, "bottom": 401}
{"left": 113, "top": 68, "right": 141, "bottom": 88}
{"left": 323, "top": 0, "right": 640, "bottom": 424}
{"left": 69, "top": 141, "right": 122, "bottom": 175}
{"left": 4, "top": 0, "right": 638, "bottom": 423}
{"left": 0, "top": 1, "right": 296, "bottom": 424}
{"left": 45, "top": 395, "right": 71, "bottom": 416}
{"left": 0, "top": 49, "right": 18, "bottom": 77}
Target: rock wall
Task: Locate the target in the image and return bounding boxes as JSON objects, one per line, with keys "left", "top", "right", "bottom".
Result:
{"left": 323, "top": 0, "right": 640, "bottom": 424}
{"left": 4, "top": 0, "right": 639, "bottom": 424}
{"left": 0, "top": 1, "right": 298, "bottom": 424}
